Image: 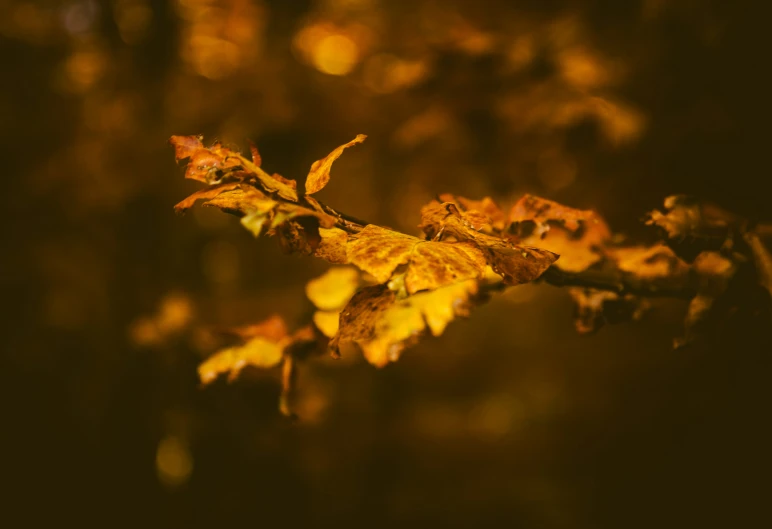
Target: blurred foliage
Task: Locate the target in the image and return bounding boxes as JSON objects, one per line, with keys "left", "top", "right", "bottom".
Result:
{"left": 2, "top": 0, "right": 770, "bottom": 527}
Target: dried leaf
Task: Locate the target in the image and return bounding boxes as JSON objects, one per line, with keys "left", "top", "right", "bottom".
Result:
{"left": 313, "top": 227, "right": 350, "bottom": 264}
{"left": 607, "top": 244, "right": 689, "bottom": 281}
{"left": 508, "top": 195, "right": 610, "bottom": 273}
{"left": 347, "top": 225, "right": 487, "bottom": 293}
{"left": 332, "top": 280, "right": 480, "bottom": 367}
{"left": 305, "top": 134, "right": 367, "bottom": 195}
{"left": 645, "top": 195, "right": 737, "bottom": 262}
{"left": 440, "top": 194, "right": 508, "bottom": 232}
{"left": 173, "top": 182, "right": 243, "bottom": 214}
{"left": 568, "top": 288, "right": 646, "bottom": 334}
{"left": 509, "top": 194, "right": 609, "bottom": 234}
{"left": 176, "top": 183, "right": 335, "bottom": 240}
{"left": 170, "top": 135, "right": 298, "bottom": 201}
{"left": 674, "top": 251, "right": 737, "bottom": 348}
{"left": 519, "top": 226, "right": 602, "bottom": 273}
{"left": 421, "top": 195, "right": 506, "bottom": 237}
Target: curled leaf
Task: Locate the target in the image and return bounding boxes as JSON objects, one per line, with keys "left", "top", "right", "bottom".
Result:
{"left": 170, "top": 135, "right": 298, "bottom": 201}
{"left": 645, "top": 195, "right": 738, "bottom": 262}
{"left": 331, "top": 280, "right": 480, "bottom": 367}
{"left": 305, "top": 134, "right": 367, "bottom": 195}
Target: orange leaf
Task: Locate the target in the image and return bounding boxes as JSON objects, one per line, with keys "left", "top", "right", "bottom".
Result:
{"left": 305, "top": 134, "right": 366, "bottom": 195}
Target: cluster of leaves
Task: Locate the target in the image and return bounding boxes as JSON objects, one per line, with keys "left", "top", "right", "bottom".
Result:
{"left": 171, "top": 135, "right": 771, "bottom": 416}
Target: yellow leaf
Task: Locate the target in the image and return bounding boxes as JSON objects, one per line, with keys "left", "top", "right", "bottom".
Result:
{"left": 305, "top": 134, "right": 366, "bottom": 195}
{"left": 347, "top": 225, "right": 488, "bottom": 294}
{"left": 312, "top": 310, "right": 340, "bottom": 338}
{"left": 332, "top": 280, "right": 480, "bottom": 367}
{"left": 305, "top": 266, "right": 360, "bottom": 311}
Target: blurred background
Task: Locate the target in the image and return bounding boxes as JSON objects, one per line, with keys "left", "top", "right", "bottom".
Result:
{"left": 2, "top": 0, "right": 770, "bottom": 527}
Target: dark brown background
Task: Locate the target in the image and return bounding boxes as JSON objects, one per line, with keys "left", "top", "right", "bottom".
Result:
{"left": 2, "top": 1, "right": 770, "bottom": 527}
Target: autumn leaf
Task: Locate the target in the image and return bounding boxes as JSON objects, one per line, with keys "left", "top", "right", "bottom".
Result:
{"left": 306, "top": 267, "right": 361, "bottom": 311}
{"left": 441, "top": 194, "right": 508, "bottom": 232}
{"left": 198, "top": 314, "right": 290, "bottom": 385}
{"left": 417, "top": 204, "right": 559, "bottom": 284}
{"left": 518, "top": 227, "right": 602, "bottom": 273}
{"left": 347, "top": 224, "right": 488, "bottom": 294}
{"left": 175, "top": 183, "right": 336, "bottom": 241}
{"left": 673, "top": 251, "right": 737, "bottom": 348}
{"left": 568, "top": 288, "right": 647, "bottom": 334}
{"left": 305, "top": 134, "right": 366, "bottom": 195}
{"left": 331, "top": 280, "right": 481, "bottom": 367}
{"left": 313, "top": 227, "right": 350, "bottom": 264}
{"left": 509, "top": 194, "right": 609, "bottom": 235}
{"left": 170, "top": 135, "right": 298, "bottom": 201}
{"left": 306, "top": 267, "right": 361, "bottom": 338}
{"left": 645, "top": 195, "right": 740, "bottom": 262}
{"left": 506, "top": 195, "right": 610, "bottom": 273}
{"left": 420, "top": 195, "right": 506, "bottom": 238}
{"left": 607, "top": 244, "right": 690, "bottom": 281}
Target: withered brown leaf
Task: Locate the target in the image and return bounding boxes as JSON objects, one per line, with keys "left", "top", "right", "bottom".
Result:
{"left": 305, "top": 134, "right": 367, "bottom": 195}
{"left": 568, "top": 288, "right": 647, "bottom": 334}
{"left": 331, "top": 280, "right": 480, "bottom": 367}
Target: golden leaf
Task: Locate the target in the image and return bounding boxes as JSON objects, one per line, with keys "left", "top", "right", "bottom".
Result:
{"left": 306, "top": 267, "right": 360, "bottom": 311}
{"left": 509, "top": 194, "right": 609, "bottom": 235}
{"left": 169, "top": 135, "right": 298, "bottom": 201}
{"left": 305, "top": 134, "right": 367, "bottom": 195}
{"left": 175, "top": 183, "right": 335, "bottom": 239}
{"left": 607, "top": 244, "right": 689, "bottom": 281}
{"left": 313, "top": 227, "right": 350, "bottom": 264}
{"left": 198, "top": 316, "right": 318, "bottom": 387}
{"left": 519, "top": 227, "right": 602, "bottom": 273}
{"left": 507, "top": 194, "right": 610, "bottom": 273}
{"left": 332, "top": 280, "right": 480, "bottom": 367}
{"left": 347, "top": 225, "right": 487, "bottom": 294}
{"left": 312, "top": 311, "right": 341, "bottom": 338}
{"left": 306, "top": 267, "right": 361, "bottom": 338}
{"left": 418, "top": 205, "right": 559, "bottom": 284}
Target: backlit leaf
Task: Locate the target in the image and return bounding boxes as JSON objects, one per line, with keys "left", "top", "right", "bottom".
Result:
{"left": 305, "top": 134, "right": 367, "bottom": 195}
{"left": 347, "top": 224, "right": 487, "bottom": 293}
{"left": 331, "top": 280, "right": 481, "bottom": 367}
